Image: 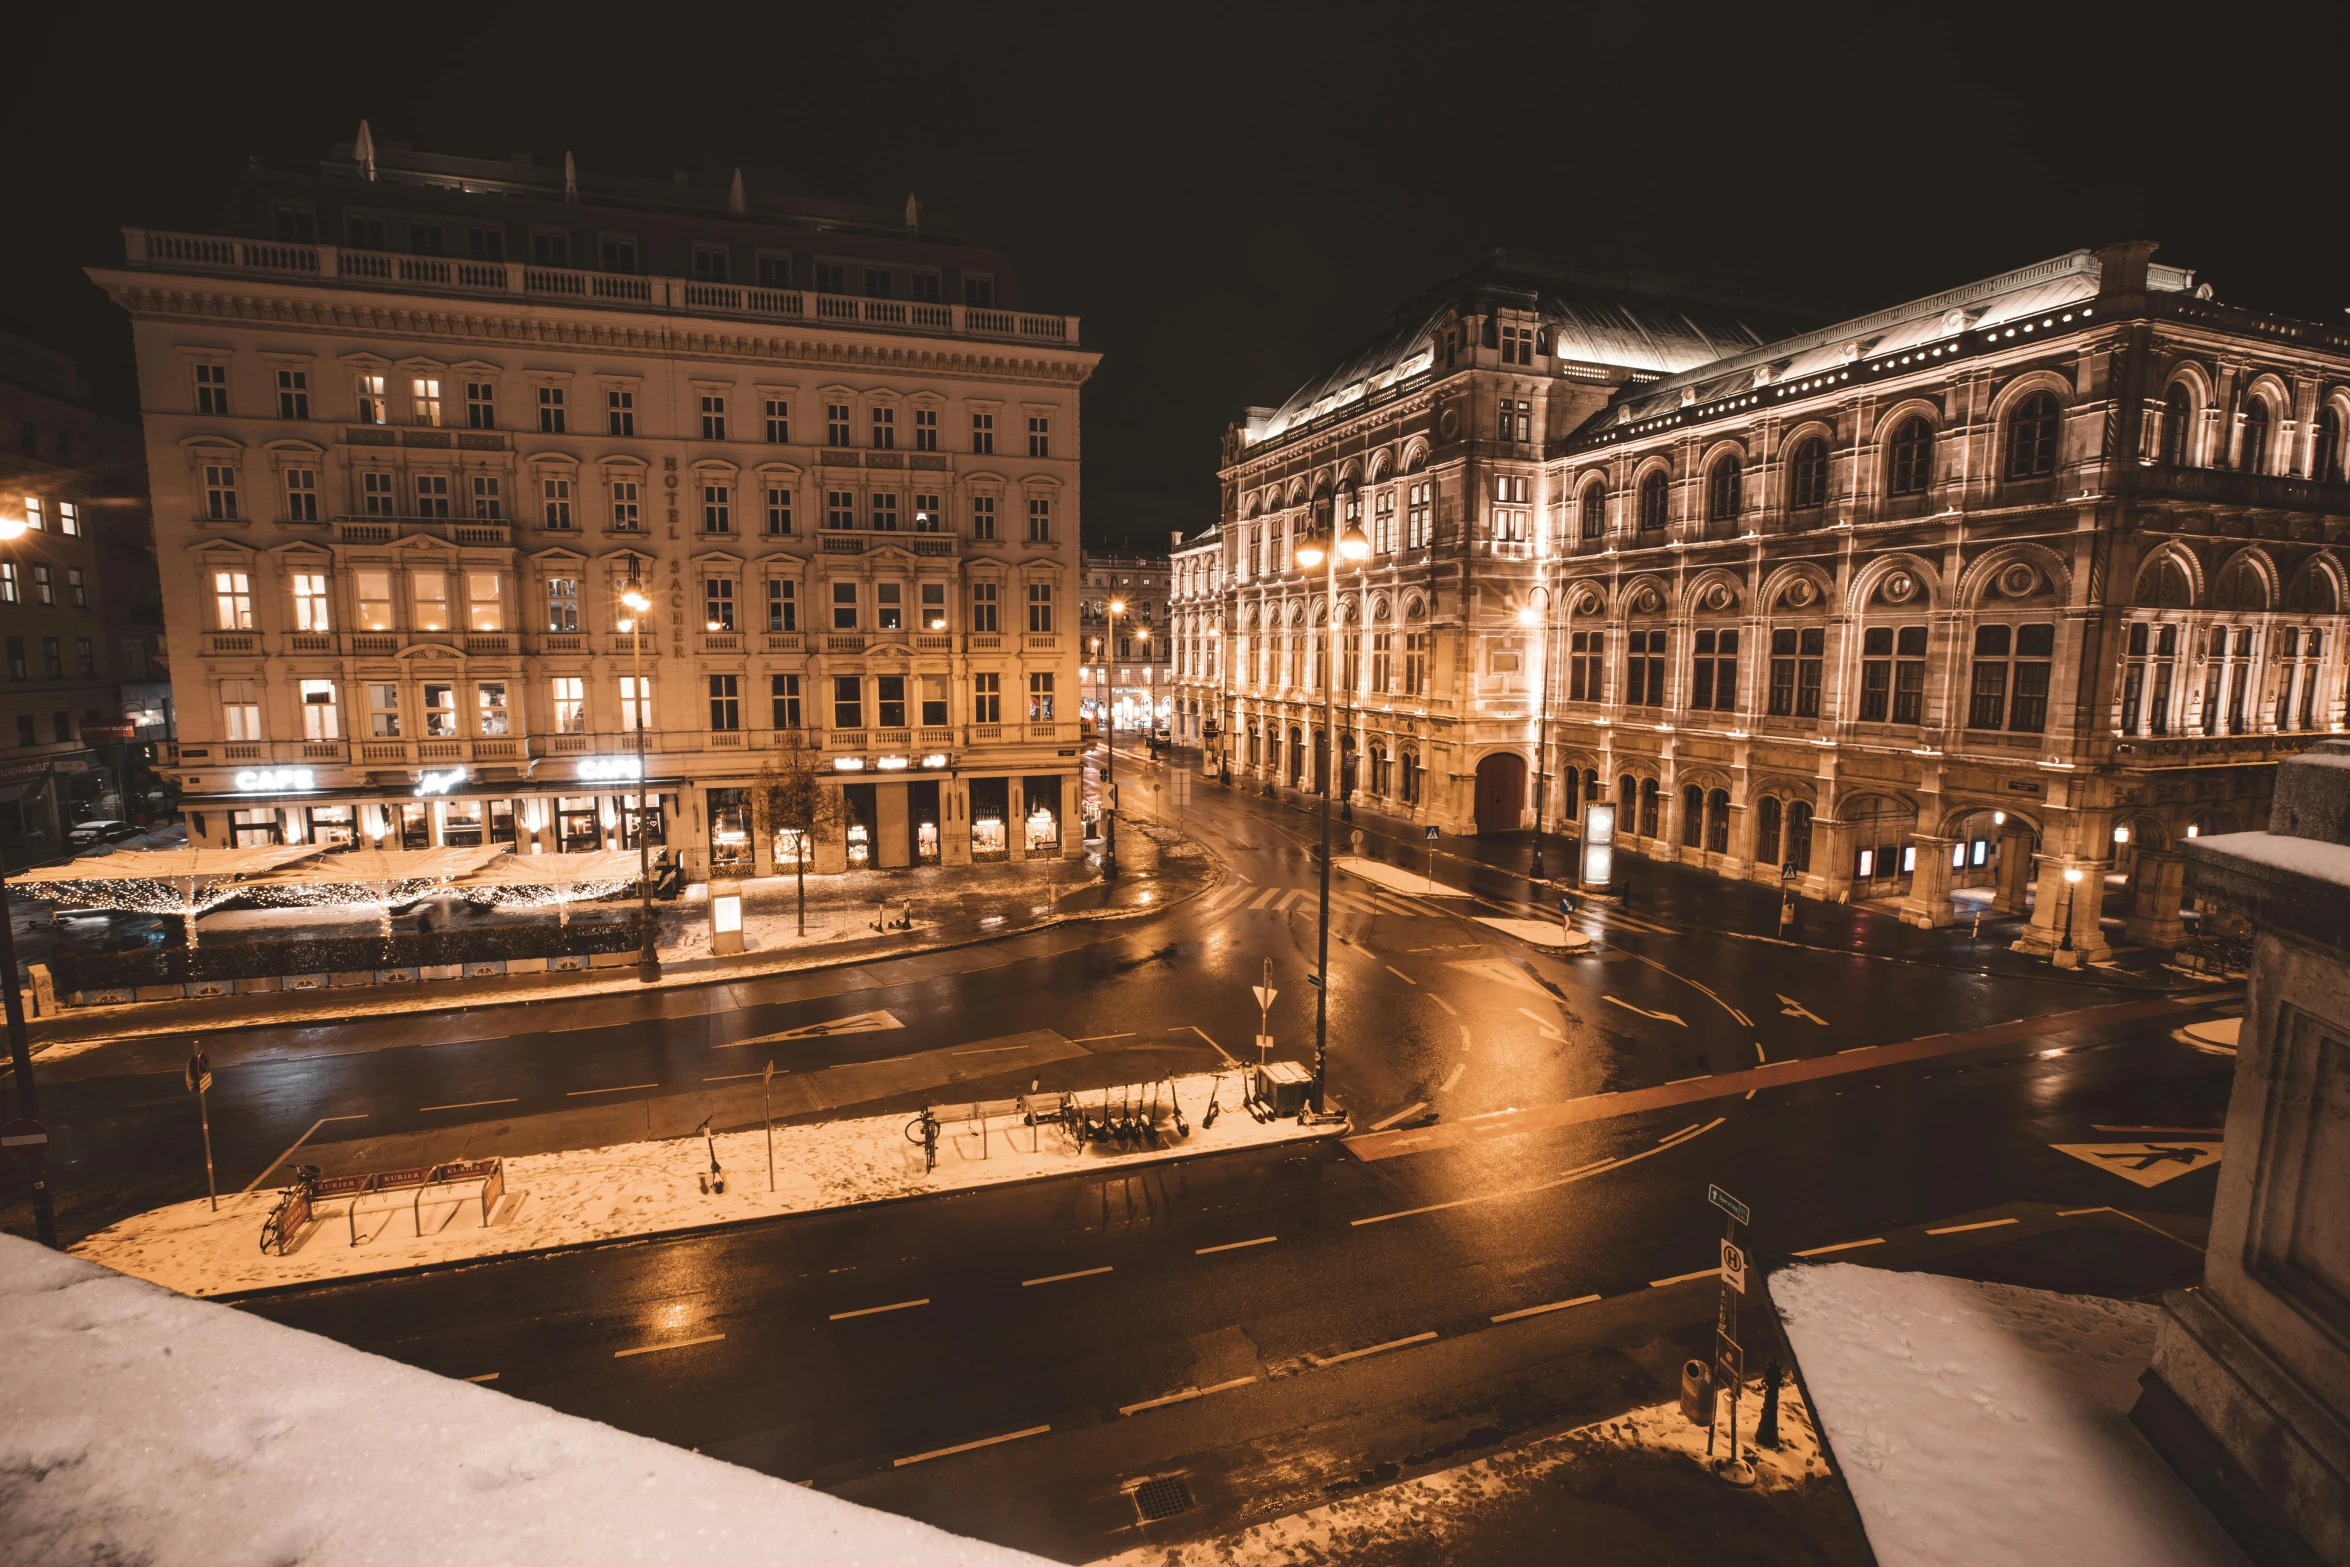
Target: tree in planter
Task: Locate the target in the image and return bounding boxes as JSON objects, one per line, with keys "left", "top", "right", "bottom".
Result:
{"left": 750, "top": 737, "right": 847, "bottom": 937}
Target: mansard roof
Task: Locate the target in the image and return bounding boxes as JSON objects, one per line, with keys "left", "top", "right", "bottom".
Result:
{"left": 1249, "top": 251, "right": 1810, "bottom": 448}
{"left": 1580, "top": 247, "right": 2200, "bottom": 436}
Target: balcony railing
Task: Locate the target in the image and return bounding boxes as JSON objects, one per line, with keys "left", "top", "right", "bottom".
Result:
{"left": 127, "top": 228, "right": 1082, "bottom": 347}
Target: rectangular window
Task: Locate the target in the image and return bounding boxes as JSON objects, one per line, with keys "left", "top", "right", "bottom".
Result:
{"left": 551, "top": 676, "right": 585, "bottom": 734}
{"left": 421, "top": 682, "right": 458, "bottom": 738}
{"left": 537, "top": 385, "right": 566, "bottom": 433}
{"left": 703, "top": 483, "right": 732, "bottom": 533}
{"left": 285, "top": 467, "right": 319, "bottom": 522}
{"left": 872, "top": 406, "right": 895, "bottom": 449}
{"left": 871, "top": 492, "right": 899, "bottom": 531}
{"left": 971, "top": 410, "right": 995, "bottom": 454}
{"left": 541, "top": 476, "right": 573, "bottom": 529}
{"left": 355, "top": 372, "right": 387, "bottom": 425}
{"left": 920, "top": 581, "right": 947, "bottom": 630}
{"left": 1690, "top": 628, "right": 1737, "bottom": 711}
{"left": 546, "top": 575, "right": 579, "bottom": 631}
{"left": 213, "top": 570, "right": 253, "bottom": 629}
{"left": 971, "top": 582, "right": 999, "bottom": 632}
{"left": 1858, "top": 627, "right": 1894, "bottom": 721}
{"left": 825, "top": 489, "right": 855, "bottom": 530}
{"left": 963, "top": 272, "right": 995, "bottom": 307}
{"left": 914, "top": 407, "right": 938, "bottom": 451}
{"left": 477, "top": 681, "right": 509, "bottom": 735}
{"left": 832, "top": 581, "right": 857, "bottom": 630}
{"left": 412, "top": 572, "right": 449, "bottom": 631}
{"left": 876, "top": 582, "right": 903, "bottom": 631}
{"left": 764, "top": 487, "right": 792, "bottom": 535}
{"left": 194, "top": 362, "right": 229, "bottom": 415}
{"left": 367, "top": 682, "right": 401, "bottom": 737}
{"left": 1027, "top": 581, "right": 1054, "bottom": 632}
{"left": 826, "top": 402, "right": 851, "bottom": 447}
{"left": 971, "top": 495, "right": 997, "bottom": 540}
{"left": 1796, "top": 627, "right": 1824, "bottom": 717}
{"left": 467, "top": 571, "right": 503, "bottom": 631}
{"left": 756, "top": 252, "right": 792, "bottom": 289}
{"left": 815, "top": 261, "right": 847, "bottom": 294}
{"left": 530, "top": 230, "right": 570, "bottom": 267}
{"left": 467, "top": 226, "right": 503, "bottom": 262}
{"left": 1407, "top": 482, "right": 1431, "bottom": 549}
{"left": 596, "top": 234, "right": 637, "bottom": 274}
{"left": 414, "top": 473, "right": 451, "bottom": 518}
{"left": 30, "top": 565, "right": 50, "bottom": 606}
{"left": 619, "top": 675, "right": 652, "bottom": 731}
{"left": 611, "top": 479, "right": 640, "bottom": 530}
{"left": 292, "top": 572, "right": 331, "bottom": 632}
{"left": 203, "top": 463, "right": 240, "bottom": 520}
{"left": 606, "top": 388, "right": 635, "bottom": 436}
{"left": 913, "top": 492, "right": 942, "bottom": 532}
{"left": 75, "top": 637, "right": 95, "bottom": 677}
{"left": 410, "top": 376, "right": 442, "bottom": 426}
{"left": 55, "top": 500, "right": 79, "bottom": 537}
{"left": 1027, "top": 498, "right": 1051, "bottom": 543}
{"left": 66, "top": 567, "right": 86, "bottom": 608}
{"left": 693, "top": 246, "right": 729, "bottom": 283}
{"left": 703, "top": 577, "right": 735, "bottom": 630}
{"left": 472, "top": 475, "right": 502, "bottom": 520}
{"left": 1027, "top": 415, "right": 1050, "bottom": 458}
{"left": 1623, "top": 629, "right": 1666, "bottom": 707}
{"left": 1404, "top": 630, "right": 1428, "bottom": 696}
{"left": 465, "top": 381, "right": 495, "bottom": 429}
{"left": 766, "top": 579, "right": 796, "bottom": 631}
{"left": 222, "top": 679, "right": 261, "bottom": 741}
{"left": 700, "top": 393, "right": 727, "bottom": 441}
{"left": 770, "top": 673, "right": 801, "bottom": 728}
{"left": 764, "top": 398, "right": 789, "bottom": 443}
{"left": 877, "top": 675, "right": 907, "bottom": 728}
{"left": 1028, "top": 671, "right": 1055, "bottom": 720}
{"left": 1968, "top": 624, "right": 2012, "bottom": 730}
{"left": 21, "top": 497, "right": 40, "bottom": 533}
{"left": 1892, "top": 626, "right": 1928, "bottom": 724}
{"left": 276, "top": 368, "right": 309, "bottom": 420}
{"left": 356, "top": 570, "right": 393, "bottom": 630}
{"left": 708, "top": 674, "right": 741, "bottom": 731}
{"left": 833, "top": 675, "right": 862, "bottom": 729}
{"left": 2010, "top": 622, "right": 2055, "bottom": 732}
{"left": 1371, "top": 631, "right": 1392, "bottom": 692}
{"left": 973, "top": 671, "right": 1001, "bottom": 723}
{"left": 362, "top": 470, "right": 395, "bottom": 516}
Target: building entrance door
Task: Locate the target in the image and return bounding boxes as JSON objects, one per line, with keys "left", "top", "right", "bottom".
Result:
{"left": 1474, "top": 752, "right": 1526, "bottom": 834}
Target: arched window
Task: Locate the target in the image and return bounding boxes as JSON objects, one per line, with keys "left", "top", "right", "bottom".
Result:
{"left": 2161, "top": 384, "right": 2195, "bottom": 466}
{"left": 2239, "top": 397, "right": 2271, "bottom": 475}
{"left": 2213, "top": 555, "right": 2267, "bottom": 612}
{"left": 1756, "top": 795, "right": 1783, "bottom": 867}
{"left": 1888, "top": 417, "right": 1933, "bottom": 496}
{"left": 1708, "top": 456, "right": 1742, "bottom": 525}
{"left": 1789, "top": 438, "right": 1830, "bottom": 510}
{"left": 1638, "top": 470, "right": 1669, "bottom": 532}
{"left": 1786, "top": 800, "right": 1814, "bottom": 873}
{"left": 2006, "top": 392, "right": 2061, "bottom": 479}
{"left": 1681, "top": 783, "right": 1704, "bottom": 847}
{"left": 1705, "top": 789, "right": 1730, "bottom": 854}
{"left": 2315, "top": 405, "right": 2344, "bottom": 483}
{"left": 1617, "top": 773, "right": 1637, "bottom": 826}
{"left": 1638, "top": 777, "right": 1660, "bottom": 838}
{"left": 1580, "top": 484, "right": 1606, "bottom": 539}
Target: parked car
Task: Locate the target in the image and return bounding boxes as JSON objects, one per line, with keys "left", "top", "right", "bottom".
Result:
{"left": 67, "top": 819, "right": 136, "bottom": 846}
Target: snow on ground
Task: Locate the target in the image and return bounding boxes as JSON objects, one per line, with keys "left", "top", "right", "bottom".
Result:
{"left": 1773, "top": 1262, "right": 2250, "bottom": 1567}
{"left": 1091, "top": 1377, "right": 1829, "bottom": 1565}
{"left": 75, "top": 1073, "right": 1329, "bottom": 1297}
{"left": 0, "top": 1236, "right": 1043, "bottom": 1567}
{"left": 1332, "top": 854, "right": 1448, "bottom": 898}
{"left": 1472, "top": 916, "right": 1592, "bottom": 950}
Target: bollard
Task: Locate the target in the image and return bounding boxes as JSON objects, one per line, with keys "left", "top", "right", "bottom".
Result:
{"left": 1758, "top": 1358, "right": 1783, "bottom": 1448}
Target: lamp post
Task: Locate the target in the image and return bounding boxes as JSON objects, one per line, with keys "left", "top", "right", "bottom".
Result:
{"left": 1208, "top": 623, "right": 1230, "bottom": 785}
{"left": 1518, "top": 585, "right": 1560, "bottom": 882}
{"left": 2056, "top": 863, "right": 2084, "bottom": 966}
{"left": 1295, "top": 512, "right": 1370, "bottom": 1114}
{"left": 618, "top": 556, "right": 659, "bottom": 983}
{"left": 0, "top": 507, "right": 55, "bottom": 1246}
{"left": 1103, "top": 598, "right": 1125, "bottom": 877}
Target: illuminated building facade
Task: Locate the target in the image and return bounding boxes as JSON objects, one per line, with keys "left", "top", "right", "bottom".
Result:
{"left": 97, "top": 134, "right": 1093, "bottom": 878}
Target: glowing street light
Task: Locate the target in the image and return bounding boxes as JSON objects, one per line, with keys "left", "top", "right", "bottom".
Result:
{"left": 619, "top": 555, "right": 658, "bottom": 982}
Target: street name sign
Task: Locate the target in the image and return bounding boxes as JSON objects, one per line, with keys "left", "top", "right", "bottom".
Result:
{"left": 1708, "top": 1184, "right": 1751, "bottom": 1226}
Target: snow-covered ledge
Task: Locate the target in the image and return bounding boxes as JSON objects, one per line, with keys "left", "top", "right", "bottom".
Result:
{"left": 2144, "top": 736, "right": 2350, "bottom": 1567}
{"left": 0, "top": 1236, "right": 1043, "bottom": 1566}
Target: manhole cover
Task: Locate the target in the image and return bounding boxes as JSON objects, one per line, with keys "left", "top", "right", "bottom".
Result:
{"left": 1132, "top": 1476, "right": 1194, "bottom": 1522}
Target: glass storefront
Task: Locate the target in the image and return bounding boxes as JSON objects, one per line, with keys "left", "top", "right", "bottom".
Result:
{"left": 557, "top": 795, "right": 600, "bottom": 853}
{"left": 707, "top": 787, "right": 754, "bottom": 875}
{"left": 231, "top": 806, "right": 278, "bottom": 847}
{"left": 910, "top": 780, "right": 942, "bottom": 866}
{"left": 842, "top": 783, "right": 876, "bottom": 868}
{"left": 969, "top": 776, "right": 1009, "bottom": 863}
{"left": 1022, "top": 775, "right": 1061, "bottom": 853}
{"left": 441, "top": 797, "right": 486, "bottom": 847}
{"left": 307, "top": 804, "right": 356, "bottom": 847}
{"left": 774, "top": 826, "right": 808, "bottom": 865}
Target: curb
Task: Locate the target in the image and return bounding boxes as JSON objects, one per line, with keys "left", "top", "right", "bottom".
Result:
{"left": 199, "top": 1110, "right": 1345, "bottom": 1306}
{"left": 34, "top": 851, "right": 1227, "bottom": 1051}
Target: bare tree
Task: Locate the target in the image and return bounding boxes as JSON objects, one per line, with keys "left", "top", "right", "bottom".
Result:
{"left": 750, "top": 736, "right": 846, "bottom": 936}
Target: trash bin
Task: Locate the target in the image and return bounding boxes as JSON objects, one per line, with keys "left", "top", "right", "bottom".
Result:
{"left": 1255, "top": 1060, "right": 1313, "bottom": 1116}
{"left": 1680, "top": 1358, "right": 1717, "bottom": 1427}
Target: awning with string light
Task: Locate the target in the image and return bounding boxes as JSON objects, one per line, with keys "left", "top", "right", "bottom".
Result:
{"left": 243, "top": 845, "right": 518, "bottom": 933}
{"left": 8, "top": 845, "right": 327, "bottom": 946}
{"left": 457, "top": 850, "right": 646, "bottom": 924}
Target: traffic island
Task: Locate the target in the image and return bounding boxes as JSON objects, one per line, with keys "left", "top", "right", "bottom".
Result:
{"left": 70, "top": 1070, "right": 1335, "bottom": 1299}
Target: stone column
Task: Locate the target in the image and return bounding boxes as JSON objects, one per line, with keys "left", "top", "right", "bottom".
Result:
{"left": 2124, "top": 849, "right": 2187, "bottom": 949}
{"left": 1899, "top": 834, "right": 1959, "bottom": 928}
{"left": 1061, "top": 773, "right": 1084, "bottom": 859}
{"left": 1810, "top": 818, "right": 1857, "bottom": 902}
{"left": 1994, "top": 827, "right": 2036, "bottom": 913}
{"left": 2134, "top": 738, "right": 2350, "bottom": 1567}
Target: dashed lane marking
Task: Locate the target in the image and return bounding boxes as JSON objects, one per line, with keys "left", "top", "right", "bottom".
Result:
{"left": 1429, "top": 994, "right": 1459, "bottom": 1016}
{"left": 892, "top": 1425, "right": 1052, "bottom": 1468}
{"left": 462, "top": 1372, "right": 500, "bottom": 1382}
{"left": 567, "top": 1082, "right": 661, "bottom": 1095}
{"left": 1062, "top": 1033, "right": 1136, "bottom": 1045}
{"left": 1492, "top": 1294, "right": 1601, "bottom": 1322}
{"left": 1188, "top": 1025, "right": 1238, "bottom": 1065}
{"left": 1384, "top": 964, "right": 1418, "bottom": 985}
{"left": 1439, "top": 1062, "right": 1466, "bottom": 1092}
{"left": 1927, "top": 1218, "right": 2020, "bottom": 1235}
{"left": 1649, "top": 1268, "right": 1719, "bottom": 1288}
{"left": 419, "top": 1097, "right": 519, "bottom": 1112}
{"left": 1368, "top": 1101, "right": 1428, "bottom": 1132}
{"left": 613, "top": 1333, "right": 725, "bottom": 1358}
{"left": 829, "top": 1298, "right": 930, "bottom": 1321}
{"left": 1794, "top": 1237, "right": 1885, "bottom": 1257}
{"left": 1603, "top": 996, "right": 1686, "bottom": 1026}
{"left": 1309, "top": 1331, "right": 1437, "bottom": 1367}
{"left": 1350, "top": 1118, "right": 1726, "bottom": 1226}
{"left": 1022, "top": 1266, "right": 1113, "bottom": 1287}
{"left": 1195, "top": 1235, "right": 1277, "bottom": 1255}
{"left": 1665, "top": 1075, "right": 1710, "bottom": 1086}
{"left": 1120, "top": 1376, "right": 1257, "bottom": 1416}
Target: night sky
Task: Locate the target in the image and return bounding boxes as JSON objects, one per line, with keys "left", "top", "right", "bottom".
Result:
{"left": 8, "top": 3, "right": 2343, "bottom": 548}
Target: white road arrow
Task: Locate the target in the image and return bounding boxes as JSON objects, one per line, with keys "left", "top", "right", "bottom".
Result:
{"left": 1604, "top": 995, "right": 1687, "bottom": 1027}
{"left": 1777, "top": 994, "right": 1828, "bottom": 1026}
{"left": 718, "top": 1009, "right": 904, "bottom": 1047}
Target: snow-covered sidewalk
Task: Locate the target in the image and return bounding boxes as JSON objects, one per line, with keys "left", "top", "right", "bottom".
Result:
{"left": 1774, "top": 1262, "right": 2250, "bottom": 1567}
{"left": 74, "top": 1072, "right": 1331, "bottom": 1298}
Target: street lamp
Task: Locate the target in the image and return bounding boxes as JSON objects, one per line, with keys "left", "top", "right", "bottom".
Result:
{"left": 1103, "top": 598, "right": 1125, "bottom": 877}
{"left": 2056, "top": 863, "right": 2084, "bottom": 965}
{"left": 1296, "top": 509, "right": 1370, "bottom": 1115}
{"left": 1207, "top": 625, "right": 1230, "bottom": 785}
{"left": 618, "top": 556, "right": 659, "bottom": 983}
{"left": 1518, "top": 586, "right": 1560, "bottom": 882}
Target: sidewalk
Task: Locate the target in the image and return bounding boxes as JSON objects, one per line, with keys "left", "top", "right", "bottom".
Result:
{"left": 29, "top": 819, "right": 1216, "bottom": 1050}
{"left": 74, "top": 1070, "right": 1330, "bottom": 1299}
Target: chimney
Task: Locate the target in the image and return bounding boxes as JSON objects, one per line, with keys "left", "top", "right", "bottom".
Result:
{"left": 728, "top": 168, "right": 746, "bottom": 215}
{"left": 354, "top": 120, "right": 377, "bottom": 182}
{"left": 563, "top": 151, "right": 577, "bottom": 203}
{"left": 905, "top": 193, "right": 920, "bottom": 234}
{"left": 2094, "top": 240, "right": 2159, "bottom": 297}
{"left": 1170, "top": 531, "right": 1184, "bottom": 550}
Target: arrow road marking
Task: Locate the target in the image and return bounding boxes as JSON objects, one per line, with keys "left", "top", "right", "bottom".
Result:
{"left": 1514, "top": 1006, "right": 1565, "bottom": 1041}
{"left": 720, "top": 1009, "right": 905, "bottom": 1047}
{"left": 1778, "top": 995, "right": 1828, "bottom": 1025}
{"left": 1604, "top": 995, "right": 1686, "bottom": 1027}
